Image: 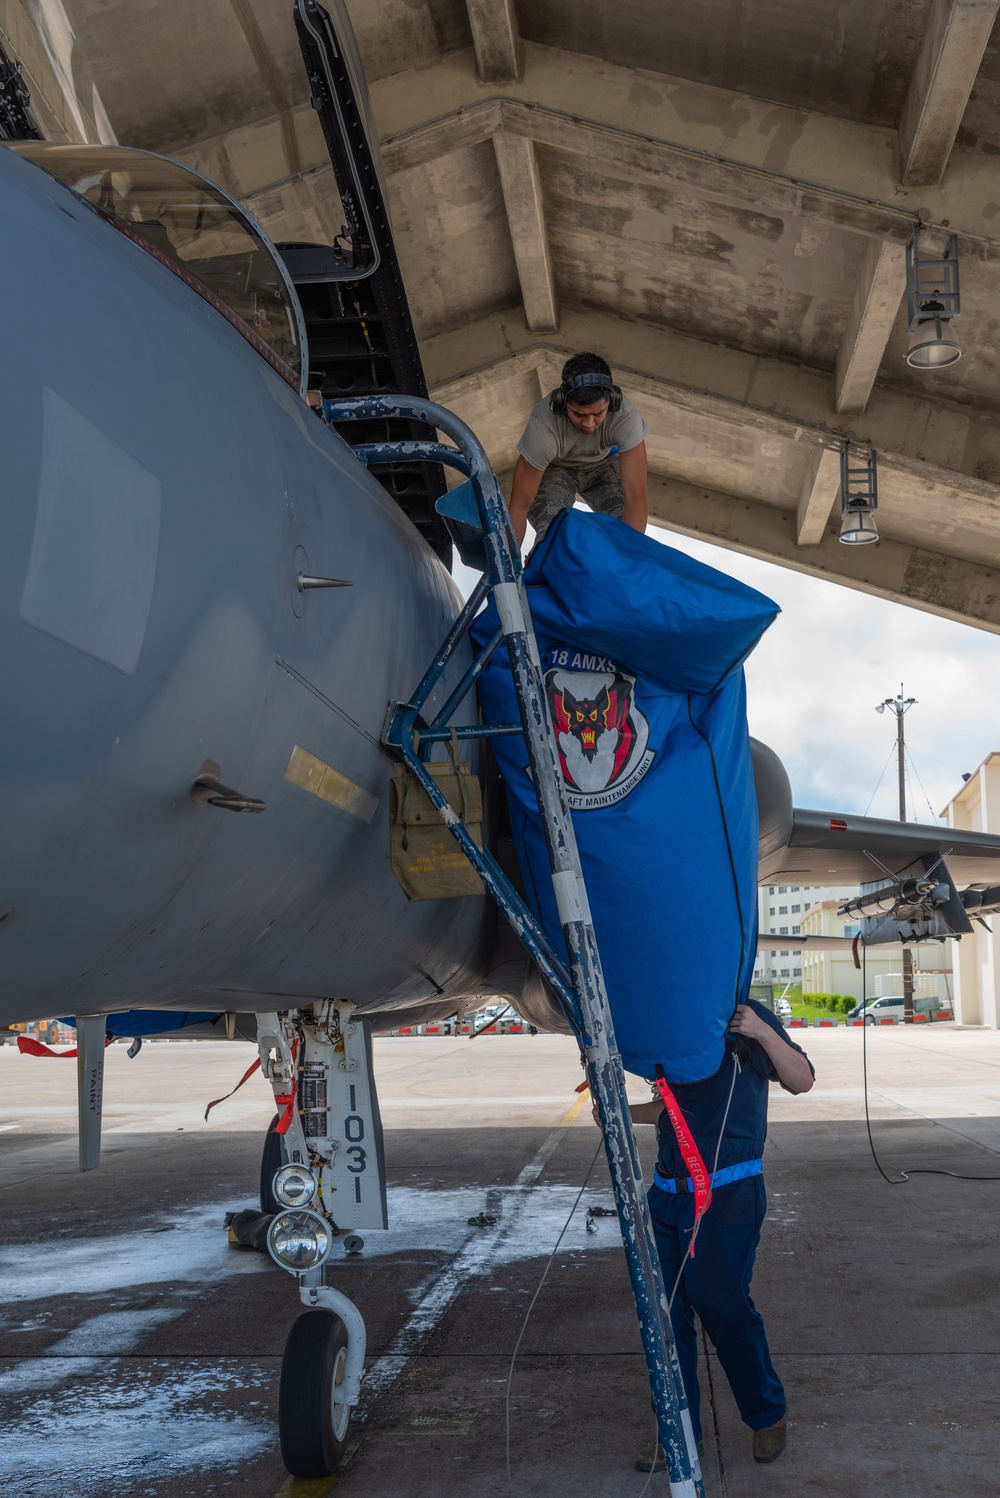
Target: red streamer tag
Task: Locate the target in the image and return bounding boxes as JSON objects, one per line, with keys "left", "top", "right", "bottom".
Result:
{"left": 655, "top": 1076, "right": 713, "bottom": 1255}
{"left": 203, "top": 1057, "right": 261, "bottom": 1121}
{"left": 273, "top": 1039, "right": 300, "bottom": 1135}
{"left": 16, "top": 1035, "right": 110, "bottom": 1058}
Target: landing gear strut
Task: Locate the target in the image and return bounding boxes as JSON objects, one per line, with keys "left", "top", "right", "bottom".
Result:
{"left": 257, "top": 1002, "right": 386, "bottom": 1477}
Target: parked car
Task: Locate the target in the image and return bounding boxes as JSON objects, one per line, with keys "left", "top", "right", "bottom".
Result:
{"left": 862, "top": 996, "right": 906, "bottom": 1023}
{"left": 774, "top": 997, "right": 792, "bottom": 1019}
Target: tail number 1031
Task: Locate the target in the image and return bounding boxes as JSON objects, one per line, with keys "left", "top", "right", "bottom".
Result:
{"left": 344, "top": 1084, "right": 367, "bottom": 1198}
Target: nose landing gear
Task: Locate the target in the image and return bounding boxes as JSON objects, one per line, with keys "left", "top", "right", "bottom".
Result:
{"left": 257, "top": 1001, "right": 386, "bottom": 1476}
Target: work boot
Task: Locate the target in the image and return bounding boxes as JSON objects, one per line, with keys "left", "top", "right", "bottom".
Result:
{"left": 752, "top": 1417, "right": 787, "bottom": 1463}
{"left": 634, "top": 1439, "right": 703, "bottom": 1472}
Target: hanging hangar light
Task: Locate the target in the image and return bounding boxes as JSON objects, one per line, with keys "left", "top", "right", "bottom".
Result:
{"left": 904, "top": 225, "right": 962, "bottom": 369}
{"left": 839, "top": 440, "right": 879, "bottom": 545}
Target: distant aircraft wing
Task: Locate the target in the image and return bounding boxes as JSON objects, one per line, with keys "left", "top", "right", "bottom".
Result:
{"left": 759, "top": 808, "right": 1000, "bottom": 888}
{"left": 751, "top": 739, "right": 1000, "bottom": 887}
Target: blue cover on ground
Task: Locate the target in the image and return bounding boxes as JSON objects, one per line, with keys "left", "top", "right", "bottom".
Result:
{"left": 473, "top": 510, "right": 779, "bottom": 1082}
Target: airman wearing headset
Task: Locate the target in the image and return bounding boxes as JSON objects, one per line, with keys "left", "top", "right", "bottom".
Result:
{"left": 507, "top": 352, "right": 649, "bottom": 547}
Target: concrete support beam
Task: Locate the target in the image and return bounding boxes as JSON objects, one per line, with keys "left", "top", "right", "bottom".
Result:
{"left": 899, "top": 0, "right": 1000, "bottom": 186}
{"left": 834, "top": 240, "right": 907, "bottom": 414}
{"left": 645, "top": 473, "right": 1000, "bottom": 636}
{"left": 373, "top": 44, "right": 1000, "bottom": 247}
{"left": 797, "top": 447, "right": 842, "bottom": 546}
{"left": 492, "top": 132, "right": 557, "bottom": 332}
{"left": 423, "top": 306, "right": 1000, "bottom": 494}
{"left": 466, "top": 0, "right": 520, "bottom": 82}
{"left": 427, "top": 308, "right": 1000, "bottom": 628}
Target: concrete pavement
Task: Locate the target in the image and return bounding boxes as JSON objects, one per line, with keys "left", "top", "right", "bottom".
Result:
{"left": 1, "top": 1026, "right": 1000, "bottom": 1496}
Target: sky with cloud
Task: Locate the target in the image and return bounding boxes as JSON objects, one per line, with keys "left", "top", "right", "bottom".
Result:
{"left": 453, "top": 519, "right": 1000, "bottom": 825}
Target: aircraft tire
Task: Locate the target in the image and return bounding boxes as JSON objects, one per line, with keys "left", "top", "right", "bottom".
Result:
{"left": 259, "top": 1114, "right": 283, "bottom": 1214}
{"left": 279, "top": 1309, "right": 352, "bottom": 1476}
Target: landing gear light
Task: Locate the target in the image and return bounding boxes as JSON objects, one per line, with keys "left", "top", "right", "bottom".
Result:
{"left": 272, "top": 1161, "right": 318, "bottom": 1207}
{"left": 267, "top": 1208, "right": 333, "bottom": 1272}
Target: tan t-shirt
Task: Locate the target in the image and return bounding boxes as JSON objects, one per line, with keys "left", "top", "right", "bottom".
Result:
{"left": 517, "top": 392, "right": 649, "bottom": 470}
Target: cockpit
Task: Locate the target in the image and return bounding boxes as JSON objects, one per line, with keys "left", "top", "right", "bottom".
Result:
{"left": 9, "top": 143, "right": 307, "bottom": 394}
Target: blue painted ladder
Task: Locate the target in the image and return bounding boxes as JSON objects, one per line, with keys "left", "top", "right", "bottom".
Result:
{"left": 323, "top": 394, "right": 705, "bottom": 1497}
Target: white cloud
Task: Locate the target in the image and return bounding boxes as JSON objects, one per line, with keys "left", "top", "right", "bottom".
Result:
{"left": 649, "top": 526, "right": 1000, "bottom": 822}
{"left": 453, "top": 518, "right": 1000, "bottom": 823}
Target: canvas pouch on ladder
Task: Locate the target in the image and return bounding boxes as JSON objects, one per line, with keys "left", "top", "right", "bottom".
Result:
{"left": 389, "top": 734, "right": 484, "bottom": 900}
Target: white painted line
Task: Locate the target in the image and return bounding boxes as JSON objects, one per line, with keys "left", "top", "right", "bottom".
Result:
{"left": 355, "top": 1090, "right": 589, "bottom": 1416}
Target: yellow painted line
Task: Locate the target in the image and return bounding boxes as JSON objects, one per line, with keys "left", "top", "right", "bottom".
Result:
{"left": 560, "top": 1088, "right": 591, "bottom": 1125}
{"left": 274, "top": 1474, "right": 340, "bottom": 1497}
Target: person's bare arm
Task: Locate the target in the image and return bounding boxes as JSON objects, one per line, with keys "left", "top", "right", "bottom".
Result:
{"left": 618, "top": 441, "right": 648, "bottom": 534}
{"left": 729, "top": 1005, "right": 815, "bottom": 1094}
{"left": 507, "top": 455, "right": 545, "bottom": 546}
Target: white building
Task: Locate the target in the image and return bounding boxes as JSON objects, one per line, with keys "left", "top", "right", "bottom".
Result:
{"left": 755, "top": 884, "right": 952, "bottom": 1003}
{"left": 799, "top": 899, "right": 896, "bottom": 1002}
{"left": 942, "top": 753, "right": 1000, "bottom": 1026}
{"left": 753, "top": 883, "right": 856, "bottom": 988}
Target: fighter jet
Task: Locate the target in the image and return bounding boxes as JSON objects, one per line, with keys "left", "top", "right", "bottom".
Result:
{"left": 5, "top": 3, "right": 1000, "bottom": 1479}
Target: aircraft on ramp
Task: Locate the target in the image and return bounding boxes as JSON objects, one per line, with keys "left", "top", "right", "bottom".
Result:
{"left": 5, "top": 3, "right": 1000, "bottom": 1480}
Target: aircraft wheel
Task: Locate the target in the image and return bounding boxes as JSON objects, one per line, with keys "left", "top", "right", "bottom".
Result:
{"left": 259, "top": 1114, "right": 283, "bottom": 1214}
{"left": 279, "top": 1309, "right": 352, "bottom": 1477}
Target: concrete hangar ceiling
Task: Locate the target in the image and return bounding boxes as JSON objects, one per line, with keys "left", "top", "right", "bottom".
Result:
{"left": 10, "top": 0, "right": 1000, "bottom": 631}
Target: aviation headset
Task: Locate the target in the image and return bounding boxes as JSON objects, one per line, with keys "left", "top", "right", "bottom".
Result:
{"left": 549, "top": 370, "right": 623, "bottom": 416}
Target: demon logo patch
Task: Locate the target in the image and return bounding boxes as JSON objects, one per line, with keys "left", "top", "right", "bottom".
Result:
{"left": 544, "top": 649, "right": 655, "bottom": 809}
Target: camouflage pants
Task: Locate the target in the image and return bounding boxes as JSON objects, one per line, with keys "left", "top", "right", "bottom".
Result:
{"left": 527, "top": 456, "right": 624, "bottom": 540}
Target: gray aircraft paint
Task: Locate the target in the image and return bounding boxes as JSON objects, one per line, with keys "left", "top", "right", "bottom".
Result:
{"left": 0, "top": 145, "right": 492, "bottom": 1026}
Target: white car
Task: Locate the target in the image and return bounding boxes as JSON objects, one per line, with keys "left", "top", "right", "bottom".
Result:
{"left": 774, "top": 998, "right": 792, "bottom": 1019}
{"left": 862, "top": 996, "right": 906, "bottom": 1024}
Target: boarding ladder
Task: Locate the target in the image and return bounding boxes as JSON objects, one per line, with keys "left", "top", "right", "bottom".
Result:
{"left": 322, "top": 394, "right": 705, "bottom": 1498}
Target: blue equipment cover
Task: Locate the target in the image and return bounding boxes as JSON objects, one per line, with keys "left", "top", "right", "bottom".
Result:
{"left": 474, "top": 510, "right": 779, "bottom": 1082}
{"left": 61, "top": 1010, "right": 223, "bottom": 1038}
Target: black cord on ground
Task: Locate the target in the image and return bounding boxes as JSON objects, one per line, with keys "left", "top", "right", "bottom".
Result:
{"left": 861, "top": 940, "right": 1000, "bottom": 1183}
{"left": 504, "top": 1135, "right": 604, "bottom": 1487}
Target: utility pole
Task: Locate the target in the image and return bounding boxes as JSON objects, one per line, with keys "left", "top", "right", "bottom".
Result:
{"left": 876, "top": 685, "right": 917, "bottom": 1022}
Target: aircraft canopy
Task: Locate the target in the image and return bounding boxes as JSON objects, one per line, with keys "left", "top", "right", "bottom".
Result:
{"left": 10, "top": 143, "right": 306, "bottom": 391}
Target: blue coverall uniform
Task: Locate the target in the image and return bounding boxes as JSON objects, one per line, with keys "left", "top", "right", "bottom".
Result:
{"left": 649, "top": 1001, "right": 813, "bottom": 1444}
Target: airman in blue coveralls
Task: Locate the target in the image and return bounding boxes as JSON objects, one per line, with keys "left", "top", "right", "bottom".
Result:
{"left": 603, "top": 1000, "right": 814, "bottom": 1470}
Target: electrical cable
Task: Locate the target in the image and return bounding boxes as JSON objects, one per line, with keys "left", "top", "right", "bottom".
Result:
{"left": 904, "top": 744, "right": 944, "bottom": 825}
{"left": 860, "top": 940, "right": 1000, "bottom": 1183}
{"left": 636, "top": 1050, "right": 741, "bottom": 1496}
{"left": 863, "top": 740, "right": 898, "bottom": 816}
{"left": 505, "top": 1057, "right": 739, "bottom": 1493}
{"left": 504, "top": 1134, "right": 604, "bottom": 1488}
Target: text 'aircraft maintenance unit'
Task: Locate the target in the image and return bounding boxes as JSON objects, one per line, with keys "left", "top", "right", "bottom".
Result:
{"left": 6, "top": 1, "right": 1000, "bottom": 1480}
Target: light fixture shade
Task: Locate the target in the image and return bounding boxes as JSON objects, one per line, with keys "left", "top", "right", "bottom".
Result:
{"left": 906, "top": 316, "right": 962, "bottom": 369}
{"left": 839, "top": 508, "right": 879, "bottom": 545}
